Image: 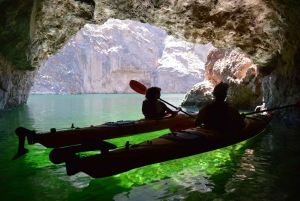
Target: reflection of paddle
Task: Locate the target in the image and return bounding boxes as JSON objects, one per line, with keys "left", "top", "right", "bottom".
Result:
{"left": 129, "top": 80, "right": 196, "bottom": 119}
{"left": 168, "top": 101, "right": 300, "bottom": 132}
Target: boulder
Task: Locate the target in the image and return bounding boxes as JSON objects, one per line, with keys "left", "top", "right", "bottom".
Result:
{"left": 182, "top": 48, "right": 262, "bottom": 110}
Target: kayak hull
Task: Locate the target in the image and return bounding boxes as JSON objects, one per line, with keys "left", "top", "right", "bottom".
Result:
{"left": 17, "top": 113, "right": 196, "bottom": 148}
{"left": 66, "top": 113, "right": 274, "bottom": 178}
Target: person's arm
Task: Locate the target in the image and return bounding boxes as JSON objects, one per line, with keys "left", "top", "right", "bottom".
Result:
{"left": 195, "top": 104, "right": 207, "bottom": 127}
{"left": 142, "top": 101, "right": 147, "bottom": 117}
{"left": 160, "top": 102, "right": 180, "bottom": 117}
{"left": 142, "top": 100, "right": 154, "bottom": 118}
{"left": 228, "top": 106, "right": 245, "bottom": 126}
{"left": 170, "top": 107, "right": 182, "bottom": 117}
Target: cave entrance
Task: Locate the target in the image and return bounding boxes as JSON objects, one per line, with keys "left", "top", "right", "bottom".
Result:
{"left": 31, "top": 18, "right": 259, "bottom": 110}
{"left": 30, "top": 19, "right": 213, "bottom": 95}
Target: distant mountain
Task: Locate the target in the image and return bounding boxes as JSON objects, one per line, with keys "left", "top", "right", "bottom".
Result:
{"left": 30, "top": 19, "right": 212, "bottom": 94}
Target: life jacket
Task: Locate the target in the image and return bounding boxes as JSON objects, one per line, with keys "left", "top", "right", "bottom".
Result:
{"left": 142, "top": 100, "right": 165, "bottom": 118}
{"left": 204, "top": 102, "right": 229, "bottom": 130}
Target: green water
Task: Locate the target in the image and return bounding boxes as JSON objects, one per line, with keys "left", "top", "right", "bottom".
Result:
{"left": 1, "top": 94, "right": 300, "bottom": 201}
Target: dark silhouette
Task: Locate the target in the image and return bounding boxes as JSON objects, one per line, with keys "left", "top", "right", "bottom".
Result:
{"left": 195, "top": 82, "right": 244, "bottom": 131}
{"left": 142, "top": 87, "right": 180, "bottom": 119}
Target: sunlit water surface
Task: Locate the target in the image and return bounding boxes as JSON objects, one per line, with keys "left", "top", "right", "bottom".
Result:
{"left": 0, "top": 94, "right": 300, "bottom": 201}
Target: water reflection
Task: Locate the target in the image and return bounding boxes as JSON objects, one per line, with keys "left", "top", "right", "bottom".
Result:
{"left": 1, "top": 95, "right": 300, "bottom": 201}
{"left": 106, "top": 118, "right": 300, "bottom": 201}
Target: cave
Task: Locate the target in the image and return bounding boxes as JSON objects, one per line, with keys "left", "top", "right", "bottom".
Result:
{"left": 1, "top": 1, "right": 300, "bottom": 200}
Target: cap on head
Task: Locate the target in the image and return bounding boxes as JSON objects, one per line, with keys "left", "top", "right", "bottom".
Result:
{"left": 212, "top": 82, "right": 229, "bottom": 97}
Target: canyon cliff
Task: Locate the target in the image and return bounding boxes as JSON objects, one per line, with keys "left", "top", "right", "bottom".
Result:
{"left": 0, "top": 0, "right": 299, "bottom": 118}
{"left": 30, "top": 19, "right": 211, "bottom": 94}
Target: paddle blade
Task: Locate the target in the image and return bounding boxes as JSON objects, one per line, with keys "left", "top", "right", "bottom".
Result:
{"left": 169, "top": 120, "right": 195, "bottom": 132}
{"left": 129, "top": 80, "right": 147, "bottom": 95}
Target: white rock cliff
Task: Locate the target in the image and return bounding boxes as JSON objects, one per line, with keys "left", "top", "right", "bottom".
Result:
{"left": 30, "top": 19, "right": 212, "bottom": 94}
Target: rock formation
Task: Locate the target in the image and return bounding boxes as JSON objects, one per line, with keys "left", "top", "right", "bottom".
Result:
{"left": 182, "top": 48, "right": 262, "bottom": 110}
{"left": 0, "top": 0, "right": 299, "bottom": 118}
{"left": 0, "top": 54, "right": 35, "bottom": 110}
{"left": 30, "top": 19, "right": 211, "bottom": 94}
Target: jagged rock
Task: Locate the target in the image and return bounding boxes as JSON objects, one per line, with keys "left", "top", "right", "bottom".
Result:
{"left": 205, "top": 48, "right": 256, "bottom": 85}
{"left": 182, "top": 48, "right": 262, "bottom": 109}
{"left": 30, "top": 19, "right": 211, "bottom": 94}
{"left": 0, "top": 54, "right": 35, "bottom": 110}
{"left": 181, "top": 81, "right": 214, "bottom": 107}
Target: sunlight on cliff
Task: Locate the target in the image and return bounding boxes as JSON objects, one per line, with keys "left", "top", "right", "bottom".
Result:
{"left": 30, "top": 18, "right": 258, "bottom": 110}
{"left": 31, "top": 19, "right": 213, "bottom": 95}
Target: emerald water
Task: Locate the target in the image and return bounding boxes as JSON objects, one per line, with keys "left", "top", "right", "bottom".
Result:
{"left": 1, "top": 94, "right": 300, "bottom": 201}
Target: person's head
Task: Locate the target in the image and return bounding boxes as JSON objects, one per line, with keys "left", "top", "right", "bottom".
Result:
{"left": 212, "top": 82, "right": 229, "bottom": 101}
{"left": 145, "top": 87, "right": 161, "bottom": 100}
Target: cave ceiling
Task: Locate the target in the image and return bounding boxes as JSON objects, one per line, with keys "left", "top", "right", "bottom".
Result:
{"left": 25, "top": 0, "right": 298, "bottom": 78}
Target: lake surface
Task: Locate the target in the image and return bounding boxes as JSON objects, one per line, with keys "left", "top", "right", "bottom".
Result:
{"left": 1, "top": 94, "right": 300, "bottom": 201}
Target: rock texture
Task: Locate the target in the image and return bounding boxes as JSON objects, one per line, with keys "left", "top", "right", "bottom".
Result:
{"left": 0, "top": 0, "right": 299, "bottom": 118}
{"left": 182, "top": 48, "right": 262, "bottom": 109}
{"left": 30, "top": 19, "right": 210, "bottom": 94}
{"left": 0, "top": 54, "right": 35, "bottom": 110}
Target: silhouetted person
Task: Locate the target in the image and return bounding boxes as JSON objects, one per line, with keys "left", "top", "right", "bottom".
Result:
{"left": 142, "top": 87, "right": 180, "bottom": 119}
{"left": 195, "top": 82, "right": 244, "bottom": 131}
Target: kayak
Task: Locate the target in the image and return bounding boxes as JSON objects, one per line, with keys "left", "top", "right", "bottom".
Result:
{"left": 63, "top": 112, "right": 274, "bottom": 178}
{"left": 13, "top": 112, "right": 196, "bottom": 160}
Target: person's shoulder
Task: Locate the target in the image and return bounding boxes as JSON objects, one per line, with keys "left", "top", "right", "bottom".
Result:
{"left": 227, "top": 104, "right": 239, "bottom": 112}
{"left": 158, "top": 100, "right": 166, "bottom": 105}
{"left": 226, "top": 102, "right": 236, "bottom": 108}
{"left": 203, "top": 103, "right": 209, "bottom": 107}
{"left": 143, "top": 99, "right": 152, "bottom": 106}
{"left": 198, "top": 103, "right": 208, "bottom": 112}
{"left": 143, "top": 99, "right": 152, "bottom": 103}
{"left": 208, "top": 100, "right": 222, "bottom": 106}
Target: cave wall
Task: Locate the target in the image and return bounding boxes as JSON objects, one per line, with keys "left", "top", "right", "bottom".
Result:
{"left": 0, "top": 0, "right": 299, "bottom": 118}
{"left": 0, "top": 54, "right": 35, "bottom": 110}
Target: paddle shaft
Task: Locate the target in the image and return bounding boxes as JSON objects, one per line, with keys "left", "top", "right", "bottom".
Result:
{"left": 244, "top": 104, "right": 296, "bottom": 115}
{"left": 159, "top": 98, "right": 196, "bottom": 119}
{"left": 168, "top": 101, "right": 300, "bottom": 132}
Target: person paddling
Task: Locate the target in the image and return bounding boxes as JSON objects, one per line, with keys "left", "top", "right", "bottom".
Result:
{"left": 142, "top": 87, "right": 180, "bottom": 119}
{"left": 195, "top": 82, "right": 244, "bottom": 131}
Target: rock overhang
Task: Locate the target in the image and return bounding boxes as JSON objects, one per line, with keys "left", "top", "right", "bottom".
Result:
{"left": 29, "top": 0, "right": 289, "bottom": 74}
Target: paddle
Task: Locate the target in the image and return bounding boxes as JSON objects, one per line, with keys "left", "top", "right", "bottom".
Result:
{"left": 243, "top": 101, "right": 300, "bottom": 115}
{"left": 129, "top": 80, "right": 196, "bottom": 119}
{"left": 169, "top": 101, "right": 300, "bottom": 132}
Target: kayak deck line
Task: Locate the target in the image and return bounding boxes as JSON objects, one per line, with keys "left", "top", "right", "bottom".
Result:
{"left": 51, "top": 115, "right": 272, "bottom": 165}
{"left": 12, "top": 112, "right": 197, "bottom": 160}
{"left": 62, "top": 113, "right": 274, "bottom": 178}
